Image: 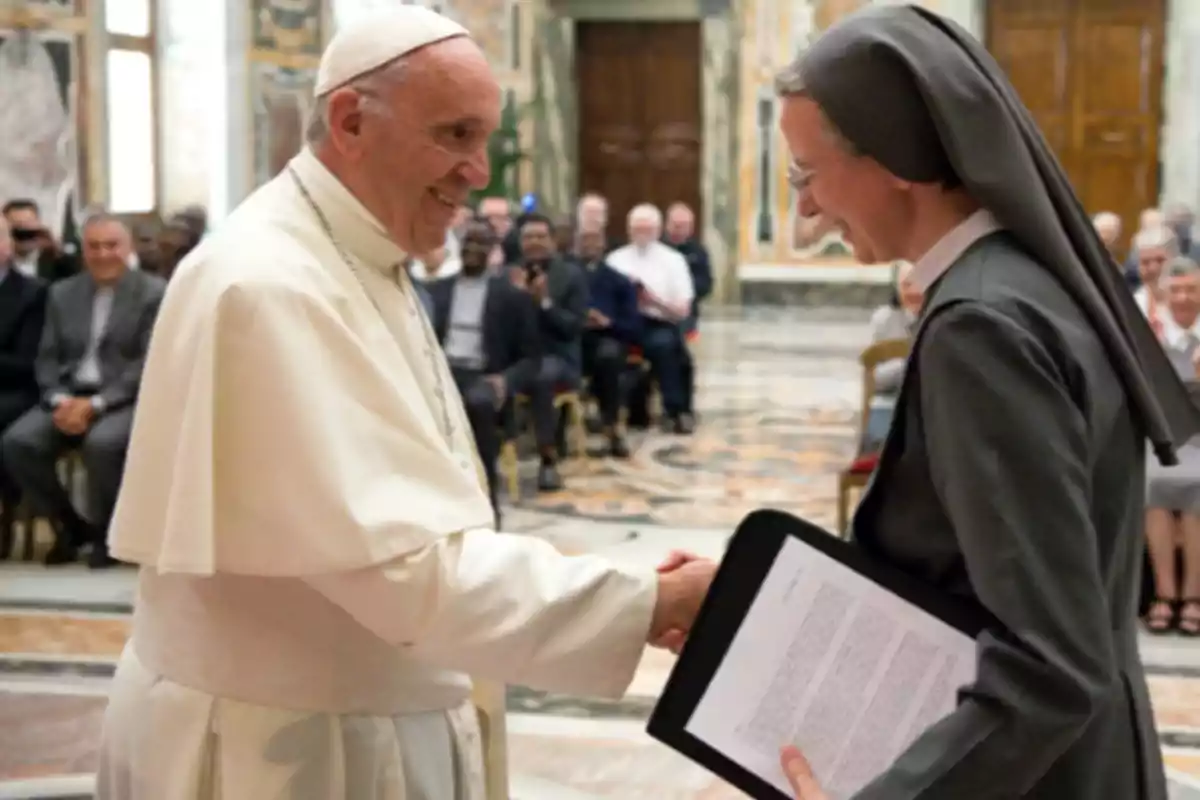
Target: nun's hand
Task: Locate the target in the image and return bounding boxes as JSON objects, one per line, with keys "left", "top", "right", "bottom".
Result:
{"left": 781, "top": 746, "right": 828, "bottom": 800}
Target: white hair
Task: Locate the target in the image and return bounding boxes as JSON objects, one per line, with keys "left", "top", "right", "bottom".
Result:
{"left": 305, "top": 57, "right": 408, "bottom": 146}
{"left": 1092, "top": 211, "right": 1120, "bottom": 230}
{"left": 1131, "top": 225, "right": 1178, "bottom": 256}
{"left": 627, "top": 203, "right": 663, "bottom": 228}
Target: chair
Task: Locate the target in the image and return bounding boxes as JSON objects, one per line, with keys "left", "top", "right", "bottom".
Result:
{"left": 836, "top": 338, "right": 911, "bottom": 538}
{"left": 498, "top": 387, "right": 589, "bottom": 502}
{"left": 3, "top": 453, "right": 82, "bottom": 561}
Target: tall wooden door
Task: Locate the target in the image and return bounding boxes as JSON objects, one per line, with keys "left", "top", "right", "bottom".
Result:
{"left": 576, "top": 22, "right": 702, "bottom": 242}
{"left": 987, "top": 0, "right": 1165, "bottom": 252}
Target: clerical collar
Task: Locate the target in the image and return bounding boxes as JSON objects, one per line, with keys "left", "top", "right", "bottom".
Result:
{"left": 288, "top": 147, "right": 407, "bottom": 273}
{"left": 910, "top": 208, "right": 1002, "bottom": 292}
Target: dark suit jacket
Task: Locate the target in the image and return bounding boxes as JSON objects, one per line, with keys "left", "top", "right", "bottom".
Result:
{"left": 36, "top": 249, "right": 80, "bottom": 283}
{"left": 37, "top": 269, "right": 166, "bottom": 413}
{"left": 428, "top": 274, "right": 540, "bottom": 378}
{"left": 0, "top": 268, "right": 48, "bottom": 421}
{"left": 852, "top": 232, "right": 1164, "bottom": 800}
{"left": 573, "top": 256, "right": 641, "bottom": 345}
{"left": 532, "top": 257, "right": 588, "bottom": 374}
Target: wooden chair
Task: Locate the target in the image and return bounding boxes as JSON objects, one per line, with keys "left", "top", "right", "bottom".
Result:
{"left": 2, "top": 453, "right": 82, "bottom": 561}
{"left": 498, "top": 388, "right": 589, "bottom": 502}
{"left": 836, "top": 338, "right": 911, "bottom": 537}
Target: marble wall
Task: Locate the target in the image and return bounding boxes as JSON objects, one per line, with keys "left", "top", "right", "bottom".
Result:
{"left": 1161, "top": 0, "right": 1200, "bottom": 213}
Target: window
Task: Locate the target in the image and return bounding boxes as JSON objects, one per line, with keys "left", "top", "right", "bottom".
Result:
{"left": 106, "top": 0, "right": 151, "bottom": 37}
{"left": 106, "top": 49, "right": 156, "bottom": 213}
{"left": 755, "top": 94, "right": 775, "bottom": 245}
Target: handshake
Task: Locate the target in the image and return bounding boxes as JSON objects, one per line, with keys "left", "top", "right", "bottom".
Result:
{"left": 647, "top": 549, "right": 718, "bottom": 653}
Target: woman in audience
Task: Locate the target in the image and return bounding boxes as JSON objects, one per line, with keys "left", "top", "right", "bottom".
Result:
{"left": 861, "top": 261, "right": 922, "bottom": 451}
{"left": 1144, "top": 256, "right": 1200, "bottom": 635}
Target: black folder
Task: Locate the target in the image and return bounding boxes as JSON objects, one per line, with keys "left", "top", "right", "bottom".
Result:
{"left": 645, "top": 508, "right": 990, "bottom": 799}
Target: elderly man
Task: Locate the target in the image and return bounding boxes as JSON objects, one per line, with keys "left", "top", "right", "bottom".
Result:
{"left": 759, "top": 5, "right": 1194, "bottom": 800}
{"left": 1091, "top": 210, "right": 1122, "bottom": 261}
{"left": 1130, "top": 225, "right": 1178, "bottom": 339}
{"left": 97, "top": 8, "right": 716, "bottom": 800}
{"left": 3, "top": 213, "right": 164, "bottom": 568}
{"left": 608, "top": 204, "right": 696, "bottom": 434}
{"left": 663, "top": 202, "right": 712, "bottom": 332}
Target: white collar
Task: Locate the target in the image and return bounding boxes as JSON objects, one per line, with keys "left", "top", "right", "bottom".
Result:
{"left": 910, "top": 208, "right": 1002, "bottom": 291}
{"left": 1166, "top": 316, "right": 1200, "bottom": 349}
{"left": 287, "top": 147, "right": 408, "bottom": 273}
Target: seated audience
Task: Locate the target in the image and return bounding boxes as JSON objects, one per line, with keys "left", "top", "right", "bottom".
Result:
{"left": 510, "top": 213, "right": 588, "bottom": 489}
{"left": 574, "top": 227, "right": 640, "bottom": 457}
{"left": 1130, "top": 225, "right": 1176, "bottom": 338}
{"left": 428, "top": 219, "right": 539, "bottom": 524}
{"left": 1091, "top": 211, "right": 1123, "bottom": 267}
{"left": 1144, "top": 256, "right": 1200, "bottom": 635}
{"left": 862, "top": 261, "right": 922, "bottom": 452}
{"left": 1167, "top": 202, "right": 1199, "bottom": 260}
{"left": 156, "top": 219, "right": 201, "bottom": 280}
{"left": 409, "top": 245, "right": 461, "bottom": 281}
{"left": 479, "top": 196, "right": 521, "bottom": 265}
{"left": 1, "top": 213, "right": 165, "bottom": 568}
{"left": 608, "top": 204, "right": 696, "bottom": 434}
{"left": 0, "top": 217, "right": 48, "bottom": 552}
{"left": 2, "top": 199, "right": 78, "bottom": 283}
{"left": 663, "top": 202, "right": 713, "bottom": 335}
{"left": 1125, "top": 207, "right": 1167, "bottom": 286}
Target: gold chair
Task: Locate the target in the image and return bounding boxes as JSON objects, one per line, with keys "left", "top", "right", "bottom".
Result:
{"left": 498, "top": 389, "right": 589, "bottom": 503}
{"left": 4, "top": 452, "right": 82, "bottom": 561}
{"left": 836, "top": 338, "right": 911, "bottom": 537}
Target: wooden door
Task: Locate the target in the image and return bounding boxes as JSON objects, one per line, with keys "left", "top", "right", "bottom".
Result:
{"left": 576, "top": 22, "right": 703, "bottom": 242}
{"left": 987, "top": 0, "right": 1165, "bottom": 254}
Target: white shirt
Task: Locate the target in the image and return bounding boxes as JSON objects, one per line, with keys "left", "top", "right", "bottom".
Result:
{"left": 606, "top": 240, "right": 694, "bottom": 321}
{"left": 910, "top": 208, "right": 1002, "bottom": 291}
{"left": 13, "top": 249, "right": 39, "bottom": 278}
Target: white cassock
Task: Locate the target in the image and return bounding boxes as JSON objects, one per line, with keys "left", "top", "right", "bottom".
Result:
{"left": 96, "top": 147, "right": 657, "bottom": 799}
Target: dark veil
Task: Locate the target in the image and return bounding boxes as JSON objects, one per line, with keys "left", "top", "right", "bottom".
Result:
{"left": 794, "top": 4, "right": 1198, "bottom": 464}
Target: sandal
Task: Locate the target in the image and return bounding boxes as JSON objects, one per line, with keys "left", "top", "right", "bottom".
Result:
{"left": 1178, "top": 599, "right": 1200, "bottom": 638}
{"left": 1144, "top": 598, "right": 1176, "bottom": 634}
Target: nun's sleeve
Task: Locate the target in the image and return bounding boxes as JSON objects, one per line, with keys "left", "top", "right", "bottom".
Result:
{"left": 854, "top": 303, "right": 1116, "bottom": 799}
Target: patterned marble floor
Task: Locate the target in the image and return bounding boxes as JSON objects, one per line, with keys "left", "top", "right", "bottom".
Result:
{"left": 1, "top": 308, "right": 1199, "bottom": 799}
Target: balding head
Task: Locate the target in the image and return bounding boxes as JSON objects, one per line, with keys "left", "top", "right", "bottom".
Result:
{"left": 1092, "top": 211, "right": 1121, "bottom": 249}
{"left": 664, "top": 202, "right": 694, "bottom": 244}
{"left": 577, "top": 193, "right": 608, "bottom": 232}
{"left": 309, "top": 17, "right": 501, "bottom": 256}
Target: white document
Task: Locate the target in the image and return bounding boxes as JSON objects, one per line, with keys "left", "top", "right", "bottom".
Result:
{"left": 684, "top": 536, "right": 977, "bottom": 799}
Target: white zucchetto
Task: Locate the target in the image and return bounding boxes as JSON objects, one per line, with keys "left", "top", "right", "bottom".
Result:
{"left": 315, "top": 5, "right": 467, "bottom": 98}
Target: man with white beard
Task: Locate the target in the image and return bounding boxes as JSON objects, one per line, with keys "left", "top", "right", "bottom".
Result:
{"left": 96, "top": 8, "right": 716, "bottom": 799}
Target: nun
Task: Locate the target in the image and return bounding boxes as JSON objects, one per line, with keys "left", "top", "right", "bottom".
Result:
{"left": 774, "top": 5, "right": 1195, "bottom": 799}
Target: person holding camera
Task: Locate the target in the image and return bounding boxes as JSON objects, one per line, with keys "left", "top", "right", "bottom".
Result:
{"left": 2, "top": 199, "right": 79, "bottom": 284}
{"left": 508, "top": 213, "right": 588, "bottom": 491}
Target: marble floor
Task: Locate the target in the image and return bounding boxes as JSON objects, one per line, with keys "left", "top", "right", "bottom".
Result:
{"left": 2, "top": 308, "right": 1199, "bottom": 799}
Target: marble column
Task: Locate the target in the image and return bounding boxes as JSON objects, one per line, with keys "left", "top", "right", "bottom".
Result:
{"left": 701, "top": 10, "right": 740, "bottom": 303}
{"left": 529, "top": 0, "right": 575, "bottom": 214}
{"left": 1162, "top": 0, "right": 1200, "bottom": 211}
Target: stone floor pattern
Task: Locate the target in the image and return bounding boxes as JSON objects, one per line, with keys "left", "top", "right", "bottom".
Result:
{"left": 1, "top": 309, "right": 1199, "bottom": 799}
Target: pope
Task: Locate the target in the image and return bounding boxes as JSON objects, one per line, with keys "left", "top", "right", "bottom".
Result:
{"left": 95, "top": 7, "right": 716, "bottom": 799}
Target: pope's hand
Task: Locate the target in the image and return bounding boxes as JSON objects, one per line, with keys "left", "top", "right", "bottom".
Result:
{"left": 781, "top": 747, "right": 828, "bottom": 799}
{"left": 649, "top": 555, "right": 716, "bottom": 647}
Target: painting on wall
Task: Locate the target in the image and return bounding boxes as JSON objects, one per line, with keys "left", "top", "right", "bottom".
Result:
{"left": 0, "top": 30, "right": 80, "bottom": 240}
{"left": 251, "top": 62, "right": 316, "bottom": 187}
{"left": 253, "top": 0, "right": 323, "bottom": 57}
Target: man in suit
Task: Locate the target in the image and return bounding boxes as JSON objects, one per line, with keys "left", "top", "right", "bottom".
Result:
{"left": 428, "top": 218, "right": 540, "bottom": 525}
{"left": 573, "top": 226, "right": 640, "bottom": 457}
{"left": 2, "top": 199, "right": 79, "bottom": 284}
{"left": 0, "top": 216, "right": 49, "bottom": 555}
{"left": 662, "top": 7, "right": 1199, "bottom": 799}
{"left": 511, "top": 212, "right": 588, "bottom": 490}
{"left": 2, "top": 213, "right": 165, "bottom": 568}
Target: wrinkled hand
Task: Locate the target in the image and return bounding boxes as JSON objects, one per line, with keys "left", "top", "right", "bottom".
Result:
{"left": 507, "top": 265, "right": 527, "bottom": 289}
{"left": 781, "top": 747, "right": 828, "bottom": 800}
{"left": 649, "top": 551, "right": 715, "bottom": 651}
